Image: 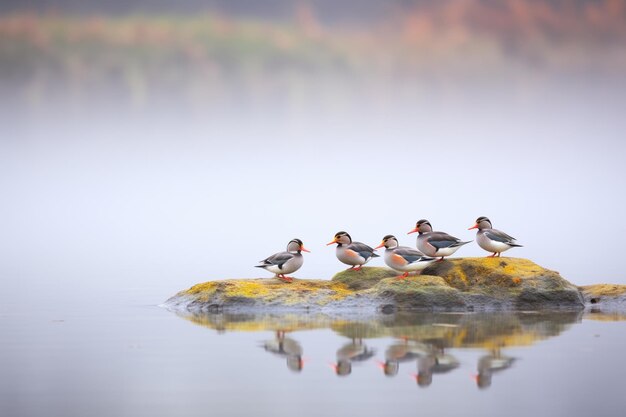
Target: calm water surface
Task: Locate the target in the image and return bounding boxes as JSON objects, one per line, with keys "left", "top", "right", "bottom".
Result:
{"left": 1, "top": 287, "right": 625, "bottom": 417}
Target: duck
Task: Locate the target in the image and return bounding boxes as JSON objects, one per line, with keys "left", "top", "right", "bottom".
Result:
{"left": 374, "top": 235, "right": 436, "bottom": 279}
{"left": 327, "top": 231, "right": 379, "bottom": 271}
{"left": 407, "top": 219, "right": 472, "bottom": 261}
{"left": 468, "top": 217, "right": 522, "bottom": 257}
{"left": 255, "top": 238, "right": 310, "bottom": 282}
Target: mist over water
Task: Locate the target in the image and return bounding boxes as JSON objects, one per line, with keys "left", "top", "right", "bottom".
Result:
{"left": 3, "top": 81, "right": 626, "bottom": 302}
{"left": 2, "top": 0, "right": 626, "bottom": 302}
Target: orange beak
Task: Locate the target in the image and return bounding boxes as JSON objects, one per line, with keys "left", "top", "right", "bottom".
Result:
{"left": 407, "top": 227, "right": 419, "bottom": 235}
{"left": 326, "top": 239, "right": 338, "bottom": 246}
{"left": 374, "top": 242, "right": 385, "bottom": 249}
{"left": 468, "top": 224, "right": 478, "bottom": 230}
{"left": 300, "top": 246, "right": 311, "bottom": 253}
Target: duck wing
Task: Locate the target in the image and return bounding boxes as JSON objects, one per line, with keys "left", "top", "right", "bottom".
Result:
{"left": 485, "top": 229, "right": 520, "bottom": 245}
{"left": 427, "top": 231, "right": 469, "bottom": 249}
{"left": 256, "top": 251, "right": 294, "bottom": 269}
{"left": 395, "top": 246, "right": 431, "bottom": 264}
{"left": 348, "top": 241, "right": 380, "bottom": 258}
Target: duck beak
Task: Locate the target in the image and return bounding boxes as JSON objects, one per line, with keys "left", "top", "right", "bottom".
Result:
{"left": 326, "top": 239, "right": 337, "bottom": 246}
{"left": 374, "top": 242, "right": 385, "bottom": 249}
{"left": 407, "top": 227, "right": 419, "bottom": 235}
{"left": 301, "top": 246, "right": 311, "bottom": 253}
{"left": 468, "top": 224, "right": 478, "bottom": 230}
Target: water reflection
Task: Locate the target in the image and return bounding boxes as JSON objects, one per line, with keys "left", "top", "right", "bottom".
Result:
{"left": 172, "top": 310, "right": 603, "bottom": 387}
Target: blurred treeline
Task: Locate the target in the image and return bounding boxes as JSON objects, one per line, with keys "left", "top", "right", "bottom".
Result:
{"left": 1, "top": 0, "right": 625, "bottom": 111}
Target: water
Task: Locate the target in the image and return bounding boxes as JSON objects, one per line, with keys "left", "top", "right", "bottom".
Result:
{"left": 2, "top": 285, "right": 625, "bottom": 417}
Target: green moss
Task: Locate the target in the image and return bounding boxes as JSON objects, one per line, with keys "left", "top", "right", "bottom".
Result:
{"left": 331, "top": 266, "right": 398, "bottom": 290}
{"left": 373, "top": 275, "right": 449, "bottom": 291}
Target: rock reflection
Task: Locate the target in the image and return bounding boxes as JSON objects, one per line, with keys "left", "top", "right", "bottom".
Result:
{"left": 170, "top": 309, "right": 621, "bottom": 386}
{"left": 333, "top": 338, "right": 376, "bottom": 376}
{"left": 262, "top": 330, "right": 304, "bottom": 372}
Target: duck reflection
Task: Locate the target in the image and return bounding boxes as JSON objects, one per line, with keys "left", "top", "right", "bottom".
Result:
{"left": 262, "top": 330, "right": 304, "bottom": 373}
{"left": 413, "top": 346, "right": 459, "bottom": 387}
{"left": 382, "top": 337, "right": 459, "bottom": 386}
{"left": 474, "top": 346, "right": 515, "bottom": 389}
{"left": 333, "top": 338, "right": 376, "bottom": 376}
{"left": 381, "top": 338, "right": 426, "bottom": 376}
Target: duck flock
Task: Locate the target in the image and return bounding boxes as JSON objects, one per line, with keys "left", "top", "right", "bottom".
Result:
{"left": 256, "top": 217, "right": 522, "bottom": 282}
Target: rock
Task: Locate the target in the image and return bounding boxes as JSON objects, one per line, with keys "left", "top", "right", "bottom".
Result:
{"left": 579, "top": 284, "right": 626, "bottom": 311}
{"left": 371, "top": 275, "right": 467, "bottom": 312}
{"left": 164, "top": 257, "right": 591, "bottom": 313}
{"left": 164, "top": 277, "right": 374, "bottom": 314}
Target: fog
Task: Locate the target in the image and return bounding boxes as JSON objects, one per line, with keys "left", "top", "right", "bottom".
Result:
{"left": 1, "top": 2, "right": 626, "bottom": 307}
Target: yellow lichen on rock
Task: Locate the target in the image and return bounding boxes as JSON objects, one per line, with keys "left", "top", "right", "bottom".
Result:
{"left": 223, "top": 280, "right": 271, "bottom": 298}
{"left": 186, "top": 281, "right": 218, "bottom": 294}
{"left": 580, "top": 284, "right": 626, "bottom": 297}
{"left": 579, "top": 284, "right": 626, "bottom": 311}
{"left": 177, "top": 277, "right": 354, "bottom": 307}
{"left": 421, "top": 257, "right": 563, "bottom": 292}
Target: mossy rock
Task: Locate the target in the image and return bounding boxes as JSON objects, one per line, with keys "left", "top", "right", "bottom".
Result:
{"left": 371, "top": 275, "right": 466, "bottom": 312}
{"left": 579, "top": 284, "right": 626, "bottom": 311}
{"left": 170, "top": 278, "right": 356, "bottom": 313}
{"left": 164, "top": 258, "right": 598, "bottom": 314}
{"left": 422, "top": 257, "right": 562, "bottom": 291}
{"left": 331, "top": 267, "right": 397, "bottom": 290}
